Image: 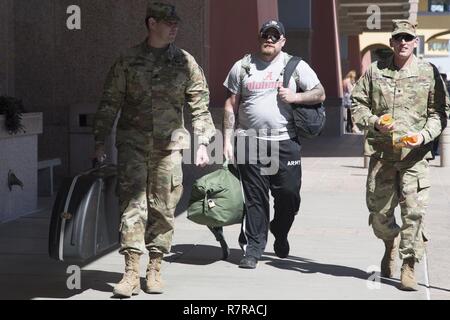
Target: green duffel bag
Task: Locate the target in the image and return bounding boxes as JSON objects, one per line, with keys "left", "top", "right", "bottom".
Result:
{"left": 187, "top": 161, "right": 244, "bottom": 227}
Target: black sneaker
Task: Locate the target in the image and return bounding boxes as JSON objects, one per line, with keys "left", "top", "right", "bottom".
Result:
{"left": 270, "top": 222, "right": 290, "bottom": 259}
{"left": 239, "top": 256, "right": 258, "bottom": 269}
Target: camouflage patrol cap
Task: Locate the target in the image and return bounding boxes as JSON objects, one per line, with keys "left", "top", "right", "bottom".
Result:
{"left": 146, "top": 2, "right": 180, "bottom": 21}
{"left": 391, "top": 19, "right": 417, "bottom": 37}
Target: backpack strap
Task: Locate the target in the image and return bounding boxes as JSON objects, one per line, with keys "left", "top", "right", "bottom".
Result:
{"left": 229, "top": 54, "right": 252, "bottom": 129}
{"left": 292, "top": 65, "right": 301, "bottom": 90}
{"left": 239, "top": 54, "right": 252, "bottom": 95}
{"left": 283, "top": 56, "right": 303, "bottom": 90}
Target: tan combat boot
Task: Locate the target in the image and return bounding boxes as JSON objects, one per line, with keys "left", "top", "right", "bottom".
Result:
{"left": 145, "top": 252, "right": 164, "bottom": 294}
{"left": 400, "top": 257, "right": 418, "bottom": 291}
{"left": 380, "top": 238, "right": 397, "bottom": 278}
{"left": 113, "top": 251, "right": 141, "bottom": 298}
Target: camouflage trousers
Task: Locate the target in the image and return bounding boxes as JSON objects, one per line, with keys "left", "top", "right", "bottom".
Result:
{"left": 117, "top": 143, "right": 183, "bottom": 255}
{"left": 366, "top": 157, "right": 430, "bottom": 262}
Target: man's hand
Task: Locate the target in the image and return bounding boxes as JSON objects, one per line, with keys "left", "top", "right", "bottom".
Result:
{"left": 402, "top": 132, "right": 424, "bottom": 149}
{"left": 278, "top": 87, "right": 298, "bottom": 104}
{"left": 223, "top": 140, "right": 234, "bottom": 163}
{"left": 94, "top": 144, "right": 107, "bottom": 163}
{"left": 375, "top": 116, "right": 395, "bottom": 133}
{"left": 195, "top": 145, "right": 209, "bottom": 167}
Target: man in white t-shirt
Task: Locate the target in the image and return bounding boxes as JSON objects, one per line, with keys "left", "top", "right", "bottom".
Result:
{"left": 223, "top": 20, "right": 326, "bottom": 269}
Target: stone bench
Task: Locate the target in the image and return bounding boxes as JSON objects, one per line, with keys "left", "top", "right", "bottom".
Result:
{"left": 38, "top": 158, "right": 61, "bottom": 197}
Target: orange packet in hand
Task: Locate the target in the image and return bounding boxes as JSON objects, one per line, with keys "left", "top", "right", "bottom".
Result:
{"left": 400, "top": 135, "right": 419, "bottom": 144}
{"left": 380, "top": 114, "right": 394, "bottom": 126}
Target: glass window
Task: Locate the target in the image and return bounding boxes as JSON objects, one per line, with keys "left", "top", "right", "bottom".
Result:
{"left": 429, "top": 0, "right": 450, "bottom": 12}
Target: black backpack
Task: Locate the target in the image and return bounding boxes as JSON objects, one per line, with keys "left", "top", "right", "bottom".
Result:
{"left": 283, "top": 56, "right": 326, "bottom": 139}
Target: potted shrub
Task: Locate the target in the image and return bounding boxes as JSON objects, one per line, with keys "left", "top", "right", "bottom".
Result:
{"left": 0, "top": 96, "right": 26, "bottom": 135}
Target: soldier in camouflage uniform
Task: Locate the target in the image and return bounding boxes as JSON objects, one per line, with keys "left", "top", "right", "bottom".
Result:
{"left": 93, "top": 2, "right": 215, "bottom": 298}
{"left": 352, "top": 20, "right": 449, "bottom": 291}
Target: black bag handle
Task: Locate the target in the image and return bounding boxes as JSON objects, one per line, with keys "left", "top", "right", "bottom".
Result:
{"left": 283, "top": 56, "right": 303, "bottom": 89}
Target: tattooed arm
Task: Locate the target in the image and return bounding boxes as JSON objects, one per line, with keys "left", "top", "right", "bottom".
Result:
{"left": 299, "top": 83, "right": 326, "bottom": 104}
{"left": 279, "top": 83, "right": 326, "bottom": 105}
{"left": 223, "top": 92, "right": 239, "bottom": 161}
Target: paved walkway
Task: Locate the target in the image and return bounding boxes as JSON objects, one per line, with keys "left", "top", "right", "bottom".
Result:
{"left": 1, "top": 134, "right": 449, "bottom": 300}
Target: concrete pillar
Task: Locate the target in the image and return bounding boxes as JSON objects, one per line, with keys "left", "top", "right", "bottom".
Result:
{"left": 279, "top": 0, "right": 312, "bottom": 64}
{"left": 207, "top": 0, "right": 278, "bottom": 109}
{"left": 409, "top": 0, "right": 420, "bottom": 25}
{"left": 0, "top": 0, "right": 15, "bottom": 96}
{"left": 311, "top": 0, "right": 343, "bottom": 136}
{"left": 348, "top": 35, "right": 362, "bottom": 76}
{"left": 257, "top": 0, "right": 280, "bottom": 25}
{"left": 440, "top": 127, "right": 450, "bottom": 167}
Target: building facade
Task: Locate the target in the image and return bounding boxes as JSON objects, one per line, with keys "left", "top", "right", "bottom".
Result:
{"left": 2, "top": 0, "right": 442, "bottom": 186}
{"left": 358, "top": 0, "right": 450, "bottom": 76}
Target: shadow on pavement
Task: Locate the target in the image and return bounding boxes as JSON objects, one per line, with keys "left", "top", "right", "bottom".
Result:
{"left": 341, "top": 165, "right": 367, "bottom": 170}
{"left": 0, "top": 210, "right": 122, "bottom": 300}
{"left": 263, "top": 253, "right": 450, "bottom": 292}
{"left": 167, "top": 244, "right": 242, "bottom": 266}
{"left": 262, "top": 254, "right": 402, "bottom": 289}
{"left": 0, "top": 265, "right": 121, "bottom": 300}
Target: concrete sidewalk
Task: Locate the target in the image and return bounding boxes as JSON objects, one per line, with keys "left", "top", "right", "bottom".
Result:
{"left": 1, "top": 134, "right": 449, "bottom": 300}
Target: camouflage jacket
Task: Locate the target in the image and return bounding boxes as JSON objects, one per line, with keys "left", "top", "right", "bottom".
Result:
{"left": 93, "top": 40, "right": 215, "bottom": 150}
{"left": 351, "top": 55, "right": 449, "bottom": 161}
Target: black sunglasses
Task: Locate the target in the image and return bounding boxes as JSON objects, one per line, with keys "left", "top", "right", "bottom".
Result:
{"left": 393, "top": 34, "right": 416, "bottom": 42}
{"left": 261, "top": 32, "right": 281, "bottom": 43}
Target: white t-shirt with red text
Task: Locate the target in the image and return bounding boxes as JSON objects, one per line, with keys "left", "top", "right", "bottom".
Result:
{"left": 224, "top": 51, "right": 321, "bottom": 141}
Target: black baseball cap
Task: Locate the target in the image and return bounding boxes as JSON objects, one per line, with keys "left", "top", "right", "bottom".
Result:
{"left": 260, "top": 20, "right": 285, "bottom": 36}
